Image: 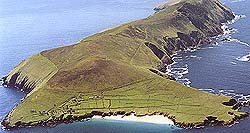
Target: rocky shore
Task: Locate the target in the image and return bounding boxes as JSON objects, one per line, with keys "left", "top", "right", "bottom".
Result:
{"left": 2, "top": 104, "right": 249, "bottom": 130}
{"left": 2, "top": 99, "right": 250, "bottom": 130}
{"left": 155, "top": 1, "right": 235, "bottom": 73}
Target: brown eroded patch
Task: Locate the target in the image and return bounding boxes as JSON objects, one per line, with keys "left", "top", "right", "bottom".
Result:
{"left": 47, "top": 58, "right": 148, "bottom": 92}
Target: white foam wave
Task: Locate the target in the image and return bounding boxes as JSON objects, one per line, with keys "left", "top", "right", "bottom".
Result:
{"left": 167, "top": 53, "right": 191, "bottom": 86}
{"left": 186, "top": 48, "right": 197, "bottom": 52}
{"left": 198, "top": 88, "right": 215, "bottom": 93}
{"left": 200, "top": 88, "right": 250, "bottom": 102}
{"left": 169, "top": 67, "right": 188, "bottom": 79}
{"left": 221, "top": 19, "right": 249, "bottom": 47}
{"left": 221, "top": 26, "right": 237, "bottom": 37}
{"left": 172, "top": 53, "right": 178, "bottom": 56}
{"left": 221, "top": 25, "right": 231, "bottom": 35}
{"left": 232, "top": 0, "right": 246, "bottom": 3}
{"left": 200, "top": 47, "right": 207, "bottom": 50}
{"left": 172, "top": 56, "right": 183, "bottom": 60}
{"left": 176, "top": 78, "right": 191, "bottom": 87}
{"left": 190, "top": 55, "right": 197, "bottom": 58}
{"left": 231, "top": 61, "right": 237, "bottom": 65}
{"left": 229, "top": 15, "right": 246, "bottom": 24}
{"left": 236, "top": 53, "right": 250, "bottom": 62}
{"left": 171, "top": 61, "right": 177, "bottom": 65}
{"left": 229, "top": 38, "right": 250, "bottom": 47}
{"left": 221, "top": 15, "right": 245, "bottom": 42}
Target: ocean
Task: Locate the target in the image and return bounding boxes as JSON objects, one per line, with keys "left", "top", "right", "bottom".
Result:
{"left": 0, "top": 0, "right": 249, "bottom": 132}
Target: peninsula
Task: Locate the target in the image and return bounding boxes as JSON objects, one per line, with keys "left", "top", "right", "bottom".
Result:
{"left": 2, "top": 0, "right": 249, "bottom": 130}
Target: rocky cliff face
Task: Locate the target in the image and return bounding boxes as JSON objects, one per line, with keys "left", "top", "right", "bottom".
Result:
{"left": 2, "top": 54, "right": 58, "bottom": 94}
{"left": 148, "top": 0, "right": 235, "bottom": 72}
{"left": 2, "top": 0, "right": 246, "bottom": 130}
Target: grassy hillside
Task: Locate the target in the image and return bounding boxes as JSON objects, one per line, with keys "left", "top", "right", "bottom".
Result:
{"left": 2, "top": 0, "right": 246, "bottom": 129}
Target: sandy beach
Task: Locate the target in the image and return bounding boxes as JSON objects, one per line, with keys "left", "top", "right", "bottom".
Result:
{"left": 92, "top": 114, "right": 175, "bottom": 125}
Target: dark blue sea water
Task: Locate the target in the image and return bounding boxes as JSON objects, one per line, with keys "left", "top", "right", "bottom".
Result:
{"left": 0, "top": 0, "right": 249, "bottom": 132}
{"left": 168, "top": 0, "right": 250, "bottom": 132}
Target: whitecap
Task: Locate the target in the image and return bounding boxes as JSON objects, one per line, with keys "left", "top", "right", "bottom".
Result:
{"left": 229, "top": 14, "right": 246, "bottom": 24}
{"left": 177, "top": 78, "right": 191, "bottom": 87}
{"left": 232, "top": 0, "right": 246, "bottom": 3}
{"left": 172, "top": 53, "right": 178, "bottom": 56}
{"left": 221, "top": 14, "right": 246, "bottom": 37}
{"left": 225, "top": 89, "right": 235, "bottom": 92}
{"left": 231, "top": 61, "right": 237, "bottom": 65}
{"left": 171, "top": 67, "right": 188, "bottom": 71}
{"left": 171, "top": 61, "right": 178, "bottom": 65}
{"left": 200, "top": 47, "right": 207, "bottom": 50}
{"left": 184, "top": 48, "right": 197, "bottom": 53}
{"left": 198, "top": 88, "right": 249, "bottom": 102}
{"left": 236, "top": 53, "right": 250, "bottom": 62}
{"left": 221, "top": 25, "right": 231, "bottom": 35}
{"left": 229, "top": 38, "right": 250, "bottom": 47}
{"left": 199, "top": 88, "right": 215, "bottom": 93}
{"left": 179, "top": 69, "right": 188, "bottom": 75}
{"left": 219, "top": 90, "right": 225, "bottom": 93}
{"left": 172, "top": 56, "right": 183, "bottom": 61}
{"left": 171, "top": 68, "right": 189, "bottom": 78}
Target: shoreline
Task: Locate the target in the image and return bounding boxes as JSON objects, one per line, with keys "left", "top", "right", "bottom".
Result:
{"left": 92, "top": 113, "right": 175, "bottom": 125}
{"left": 1, "top": 108, "right": 249, "bottom": 130}
{"left": 165, "top": 14, "right": 249, "bottom": 97}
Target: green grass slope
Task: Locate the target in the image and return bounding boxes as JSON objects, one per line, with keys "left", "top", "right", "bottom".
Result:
{"left": 2, "top": 0, "right": 246, "bottom": 129}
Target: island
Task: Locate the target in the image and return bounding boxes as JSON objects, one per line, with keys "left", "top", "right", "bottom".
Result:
{"left": 1, "top": 0, "right": 249, "bottom": 130}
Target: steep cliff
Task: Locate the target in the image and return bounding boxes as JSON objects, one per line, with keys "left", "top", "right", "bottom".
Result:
{"left": 2, "top": 0, "right": 247, "bottom": 130}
